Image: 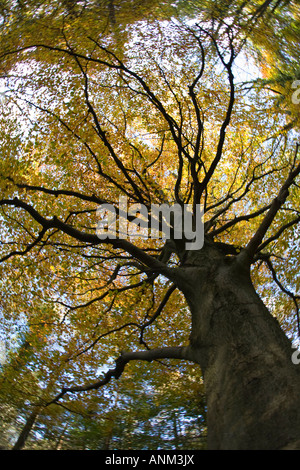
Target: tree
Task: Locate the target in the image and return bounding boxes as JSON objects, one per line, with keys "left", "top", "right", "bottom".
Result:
{"left": 0, "top": 0, "right": 300, "bottom": 450}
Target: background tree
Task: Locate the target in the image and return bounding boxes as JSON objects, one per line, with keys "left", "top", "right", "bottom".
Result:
{"left": 0, "top": 0, "right": 300, "bottom": 450}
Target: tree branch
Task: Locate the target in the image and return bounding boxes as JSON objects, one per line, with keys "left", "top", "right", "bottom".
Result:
{"left": 246, "top": 148, "right": 300, "bottom": 259}
{"left": 265, "top": 258, "right": 300, "bottom": 335}
{"left": 139, "top": 283, "right": 177, "bottom": 347}
{"left": 0, "top": 197, "right": 172, "bottom": 277}
{"left": 0, "top": 226, "right": 47, "bottom": 262}
{"left": 257, "top": 216, "right": 300, "bottom": 253}
{"left": 197, "top": 26, "right": 235, "bottom": 202}
{"left": 71, "top": 50, "right": 147, "bottom": 204}
{"left": 209, "top": 203, "right": 272, "bottom": 237}
{"left": 46, "top": 346, "right": 190, "bottom": 405}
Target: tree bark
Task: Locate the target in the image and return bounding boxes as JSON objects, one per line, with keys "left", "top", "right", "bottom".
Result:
{"left": 178, "top": 243, "right": 300, "bottom": 450}
{"left": 12, "top": 406, "right": 41, "bottom": 450}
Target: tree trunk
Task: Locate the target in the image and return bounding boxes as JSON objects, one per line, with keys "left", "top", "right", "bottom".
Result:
{"left": 12, "top": 406, "right": 40, "bottom": 450}
{"left": 54, "top": 423, "right": 68, "bottom": 450}
{"left": 178, "top": 243, "right": 300, "bottom": 450}
{"left": 172, "top": 411, "right": 180, "bottom": 449}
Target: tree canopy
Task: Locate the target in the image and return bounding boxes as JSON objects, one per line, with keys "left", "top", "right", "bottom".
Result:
{"left": 0, "top": 0, "right": 300, "bottom": 450}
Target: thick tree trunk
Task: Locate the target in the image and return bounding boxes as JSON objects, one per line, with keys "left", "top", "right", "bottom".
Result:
{"left": 179, "top": 243, "right": 300, "bottom": 450}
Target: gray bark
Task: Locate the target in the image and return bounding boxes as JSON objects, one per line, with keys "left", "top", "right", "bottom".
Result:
{"left": 178, "top": 242, "right": 300, "bottom": 450}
